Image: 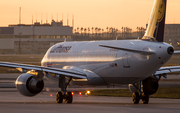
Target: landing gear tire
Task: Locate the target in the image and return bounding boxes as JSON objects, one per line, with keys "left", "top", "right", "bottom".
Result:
{"left": 56, "top": 91, "right": 64, "bottom": 103}
{"left": 65, "top": 92, "right": 73, "bottom": 103}
{"left": 132, "top": 92, "right": 140, "bottom": 104}
{"left": 142, "top": 93, "right": 149, "bottom": 104}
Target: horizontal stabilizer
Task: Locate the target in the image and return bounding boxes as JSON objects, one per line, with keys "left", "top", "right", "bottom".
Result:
{"left": 99, "top": 45, "right": 155, "bottom": 55}
{"left": 174, "top": 51, "right": 180, "bottom": 54}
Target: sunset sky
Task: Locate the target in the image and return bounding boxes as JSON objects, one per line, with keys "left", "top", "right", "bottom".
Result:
{"left": 0, "top": 0, "right": 180, "bottom": 31}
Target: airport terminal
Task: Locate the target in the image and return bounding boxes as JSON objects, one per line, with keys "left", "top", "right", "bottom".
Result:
{"left": 0, "top": 20, "right": 73, "bottom": 54}
{"left": 1, "top": 20, "right": 180, "bottom": 54}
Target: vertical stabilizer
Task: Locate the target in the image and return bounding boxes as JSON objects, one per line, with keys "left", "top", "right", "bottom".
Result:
{"left": 142, "top": 0, "right": 167, "bottom": 42}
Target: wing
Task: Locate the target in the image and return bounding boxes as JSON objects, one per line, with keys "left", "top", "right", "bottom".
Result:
{"left": 155, "top": 66, "right": 180, "bottom": 75}
{"left": 0, "top": 62, "right": 87, "bottom": 79}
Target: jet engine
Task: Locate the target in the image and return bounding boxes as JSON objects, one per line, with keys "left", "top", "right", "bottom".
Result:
{"left": 143, "top": 76, "right": 159, "bottom": 95}
{"left": 15, "top": 72, "right": 44, "bottom": 97}
{"left": 129, "top": 76, "right": 159, "bottom": 95}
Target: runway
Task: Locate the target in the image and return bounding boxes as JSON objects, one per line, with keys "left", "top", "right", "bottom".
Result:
{"left": 0, "top": 91, "right": 180, "bottom": 113}
{"left": 0, "top": 73, "right": 180, "bottom": 113}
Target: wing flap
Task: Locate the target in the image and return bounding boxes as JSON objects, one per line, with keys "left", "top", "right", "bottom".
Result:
{"left": 0, "top": 62, "right": 86, "bottom": 79}
{"left": 42, "top": 68, "right": 86, "bottom": 79}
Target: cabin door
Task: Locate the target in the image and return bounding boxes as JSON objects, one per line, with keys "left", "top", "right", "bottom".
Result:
{"left": 122, "top": 52, "right": 130, "bottom": 68}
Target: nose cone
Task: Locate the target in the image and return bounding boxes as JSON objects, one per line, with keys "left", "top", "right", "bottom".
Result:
{"left": 167, "top": 46, "right": 174, "bottom": 55}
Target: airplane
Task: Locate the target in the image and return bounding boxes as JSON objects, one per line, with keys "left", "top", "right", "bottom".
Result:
{"left": 0, "top": 0, "right": 179, "bottom": 104}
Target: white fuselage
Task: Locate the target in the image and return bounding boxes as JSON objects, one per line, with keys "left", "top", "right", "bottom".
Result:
{"left": 41, "top": 40, "right": 172, "bottom": 85}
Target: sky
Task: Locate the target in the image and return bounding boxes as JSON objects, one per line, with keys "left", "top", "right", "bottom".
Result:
{"left": 0, "top": 0, "right": 180, "bottom": 31}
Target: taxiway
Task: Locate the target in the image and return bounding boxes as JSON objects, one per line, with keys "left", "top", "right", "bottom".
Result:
{"left": 0, "top": 73, "right": 180, "bottom": 113}
{"left": 0, "top": 91, "right": 180, "bottom": 113}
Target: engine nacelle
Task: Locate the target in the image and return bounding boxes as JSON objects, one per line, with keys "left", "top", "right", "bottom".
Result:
{"left": 128, "top": 76, "right": 159, "bottom": 95}
{"left": 15, "top": 73, "right": 44, "bottom": 97}
{"left": 143, "top": 76, "right": 159, "bottom": 95}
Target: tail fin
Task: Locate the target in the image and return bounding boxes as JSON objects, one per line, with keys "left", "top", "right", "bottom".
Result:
{"left": 142, "top": 0, "right": 167, "bottom": 42}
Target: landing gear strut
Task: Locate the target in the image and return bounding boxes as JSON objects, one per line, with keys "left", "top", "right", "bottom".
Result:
{"left": 56, "top": 75, "right": 73, "bottom": 104}
{"left": 132, "top": 81, "right": 149, "bottom": 104}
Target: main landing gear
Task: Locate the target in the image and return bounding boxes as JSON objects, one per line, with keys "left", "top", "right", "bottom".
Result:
{"left": 131, "top": 81, "right": 149, "bottom": 104}
{"left": 56, "top": 76, "right": 73, "bottom": 103}
{"left": 132, "top": 92, "right": 149, "bottom": 104}
{"left": 56, "top": 91, "right": 73, "bottom": 103}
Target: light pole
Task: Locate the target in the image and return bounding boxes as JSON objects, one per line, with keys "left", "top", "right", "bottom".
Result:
{"left": 121, "top": 27, "right": 123, "bottom": 38}
{"left": 19, "top": 33, "right": 22, "bottom": 54}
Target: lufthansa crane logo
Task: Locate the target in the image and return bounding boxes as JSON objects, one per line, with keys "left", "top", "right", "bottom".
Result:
{"left": 50, "top": 45, "right": 72, "bottom": 53}
{"left": 157, "top": 0, "right": 165, "bottom": 22}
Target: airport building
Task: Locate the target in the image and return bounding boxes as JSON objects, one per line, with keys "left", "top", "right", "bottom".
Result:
{"left": 1, "top": 21, "right": 180, "bottom": 54}
{"left": 0, "top": 20, "right": 73, "bottom": 54}
{"left": 164, "top": 24, "right": 180, "bottom": 48}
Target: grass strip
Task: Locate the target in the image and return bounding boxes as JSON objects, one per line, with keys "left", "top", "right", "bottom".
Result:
{"left": 86, "top": 87, "right": 180, "bottom": 99}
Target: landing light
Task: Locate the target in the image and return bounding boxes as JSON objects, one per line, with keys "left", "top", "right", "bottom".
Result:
{"left": 87, "top": 91, "right": 90, "bottom": 94}
{"left": 50, "top": 94, "right": 53, "bottom": 97}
